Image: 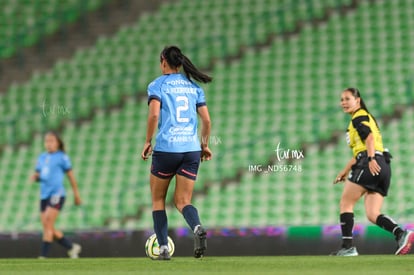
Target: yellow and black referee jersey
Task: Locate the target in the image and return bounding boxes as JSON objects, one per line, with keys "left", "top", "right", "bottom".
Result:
{"left": 346, "top": 108, "right": 385, "bottom": 157}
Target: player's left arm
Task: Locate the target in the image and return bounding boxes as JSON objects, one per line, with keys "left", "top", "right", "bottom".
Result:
{"left": 197, "top": 105, "right": 212, "bottom": 161}
{"left": 66, "top": 170, "right": 81, "bottom": 205}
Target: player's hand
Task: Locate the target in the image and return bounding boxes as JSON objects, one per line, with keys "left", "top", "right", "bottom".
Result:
{"left": 30, "top": 173, "right": 39, "bottom": 182}
{"left": 74, "top": 194, "right": 82, "bottom": 206}
{"left": 368, "top": 159, "right": 381, "bottom": 176}
{"left": 201, "top": 146, "right": 212, "bottom": 162}
{"left": 141, "top": 142, "right": 152, "bottom": 160}
{"left": 334, "top": 170, "right": 347, "bottom": 184}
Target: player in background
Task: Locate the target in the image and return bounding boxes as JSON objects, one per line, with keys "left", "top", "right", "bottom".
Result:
{"left": 31, "top": 131, "right": 82, "bottom": 258}
{"left": 332, "top": 88, "right": 414, "bottom": 256}
{"left": 141, "top": 45, "right": 212, "bottom": 260}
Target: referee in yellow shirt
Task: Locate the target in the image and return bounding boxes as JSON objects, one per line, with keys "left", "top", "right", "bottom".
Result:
{"left": 331, "top": 88, "right": 414, "bottom": 256}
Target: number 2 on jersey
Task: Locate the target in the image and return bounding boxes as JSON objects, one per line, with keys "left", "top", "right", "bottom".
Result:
{"left": 176, "top": 96, "right": 189, "bottom": 123}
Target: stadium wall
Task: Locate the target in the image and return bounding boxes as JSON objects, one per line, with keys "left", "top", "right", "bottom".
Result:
{"left": 1, "top": 224, "right": 410, "bottom": 258}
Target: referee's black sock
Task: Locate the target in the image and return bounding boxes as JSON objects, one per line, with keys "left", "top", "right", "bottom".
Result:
{"left": 376, "top": 214, "right": 404, "bottom": 240}
{"left": 340, "top": 212, "right": 354, "bottom": 249}
{"left": 152, "top": 210, "right": 168, "bottom": 246}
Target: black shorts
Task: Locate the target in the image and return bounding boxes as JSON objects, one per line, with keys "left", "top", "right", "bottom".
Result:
{"left": 40, "top": 196, "right": 65, "bottom": 212}
{"left": 151, "top": 151, "right": 201, "bottom": 180}
{"left": 348, "top": 151, "right": 391, "bottom": 196}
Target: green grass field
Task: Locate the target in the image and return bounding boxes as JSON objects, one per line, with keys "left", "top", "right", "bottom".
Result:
{"left": 1, "top": 256, "right": 414, "bottom": 275}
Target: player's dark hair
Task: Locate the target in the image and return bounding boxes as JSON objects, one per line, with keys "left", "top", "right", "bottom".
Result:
{"left": 345, "top": 87, "right": 379, "bottom": 127}
{"left": 46, "top": 131, "right": 65, "bottom": 152}
{"left": 160, "top": 46, "right": 212, "bottom": 83}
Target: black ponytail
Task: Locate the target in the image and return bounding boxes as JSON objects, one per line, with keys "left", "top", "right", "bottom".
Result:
{"left": 345, "top": 87, "right": 379, "bottom": 127}
{"left": 160, "top": 46, "right": 212, "bottom": 83}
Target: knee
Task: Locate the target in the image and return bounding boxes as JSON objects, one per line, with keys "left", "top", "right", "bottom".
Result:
{"left": 174, "top": 200, "right": 185, "bottom": 212}
{"left": 174, "top": 197, "right": 190, "bottom": 213}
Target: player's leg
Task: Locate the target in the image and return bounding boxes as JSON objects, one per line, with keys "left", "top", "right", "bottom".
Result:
{"left": 40, "top": 204, "right": 60, "bottom": 258}
{"left": 332, "top": 180, "right": 366, "bottom": 256}
{"left": 150, "top": 173, "right": 172, "bottom": 260}
{"left": 174, "top": 174, "right": 199, "bottom": 227}
{"left": 52, "top": 229, "right": 82, "bottom": 258}
{"left": 175, "top": 151, "right": 206, "bottom": 258}
{"left": 365, "top": 192, "right": 413, "bottom": 255}
{"left": 48, "top": 197, "right": 72, "bottom": 250}
{"left": 175, "top": 174, "right": 206, "bottom": 258}
{"left": 150, "top": 151, "right": 182, "bottom": 260}
{"left": 41, "top": 197, "right": 81, "bottom": 258}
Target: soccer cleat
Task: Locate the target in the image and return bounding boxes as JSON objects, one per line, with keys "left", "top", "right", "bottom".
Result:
{"left": 395, "top": 230, "right": 414, "bottom": 255}
{"left": 194, "top": 225, "right": 207, "bottom": 258}
{"left": 67, "top": 243, "right": 82, "bottom": 258}
{"left": 155, "top": 248, "right": 171, "bottom": 260}
{"left": 330, "top": 246, "right": 359, "bottom": 256}
{"left": 37, "top": 256, "right": 47, "bottom": 259}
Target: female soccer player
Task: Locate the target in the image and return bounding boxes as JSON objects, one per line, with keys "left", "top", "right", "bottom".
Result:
{"left": 141, "top": 45, "right": 212, "bottom": 260}
{"left": 332, "top": 88, "right": 414, "bottom": 256}
{"left": 31, "top": 131, "right": 82, "bottom": 258}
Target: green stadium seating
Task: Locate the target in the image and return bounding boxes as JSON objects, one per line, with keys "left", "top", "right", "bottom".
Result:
{"left": 0, "top": 0, "right": 107, "bottom": 59}
{"left": 0, "top": 0, "right": 353, "bottom": 147}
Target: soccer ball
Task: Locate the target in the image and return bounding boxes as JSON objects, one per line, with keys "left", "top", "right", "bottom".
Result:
{"left": 145, "top": 233, "right": 175, "bottom": 259}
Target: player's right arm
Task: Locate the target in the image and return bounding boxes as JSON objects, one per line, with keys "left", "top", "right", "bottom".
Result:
{"left": 142, "top": 99, "right": 160, "bottom": 160}
{"left": 31, "top": 172, "right": 40, "bottom": 182}
{"left": 31, "top": 156, "right": 42, "bottom": 182}
{"left": 197, "top": 105, "right": 212, "bottom": 161}
{"left": 142, "top": 79, "right": 162, "bottom": 160}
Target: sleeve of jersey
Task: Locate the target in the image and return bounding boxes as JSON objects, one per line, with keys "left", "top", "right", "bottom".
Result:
{"left": 147, "top": 80, "right": 162, "bottom": 105}
{"left": 352, "top": 115, "right": 371, "bottom": 140}
{"left": 196, "top": 88, "right": 207, "bottom": 108}
{"left": 61, "top": 154, "right": 73, "bottom": 172}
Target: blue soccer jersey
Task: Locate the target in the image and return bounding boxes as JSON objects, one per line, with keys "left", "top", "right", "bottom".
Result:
{"left": 147, "top": 73, "right": 207, "bottom": 153}
{"left": 35, "top": 151, "right": 72, "bottom": 199}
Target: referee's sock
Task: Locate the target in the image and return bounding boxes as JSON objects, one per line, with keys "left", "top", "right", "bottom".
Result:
{"left": 41, "top": 241, "right": 52, "bottom": 257}
{"left": 182, "top": 205, "right": 201, "bottom": 232}
{"left": 340, "top": 212, "right": 354, "bottom": 249}
{"left": 152, "top": 210, "right": 168, "bottom": 246}
{"left": 376, "top": 214, "right": 404, "bottom": 240}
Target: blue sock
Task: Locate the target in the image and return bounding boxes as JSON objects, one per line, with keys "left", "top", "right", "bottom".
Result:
{"left": 152, "top": 210, "right": 168, "bottom": 246}
{"left": 182, "top": 205, "right": 201, "bottom": 232}
{"left": 56, "top": 236, "right": 73, "bottom": 250}
{"left": 41, "top": 241, "right": 52, "bottom": 257}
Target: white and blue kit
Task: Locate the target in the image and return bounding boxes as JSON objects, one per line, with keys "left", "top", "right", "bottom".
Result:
{"left": 35, "top": 150, "right": 72, "bottom": 210}
{"left": 147, "top": 73, "right": 207, "bottom": 180}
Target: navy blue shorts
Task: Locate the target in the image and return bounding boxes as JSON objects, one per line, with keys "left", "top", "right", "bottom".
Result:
{"left": 151, "top": 151, "right": 201, "bottom": 180}
{"left": 40, "top": 196, "right": 65, "bottom": 212}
